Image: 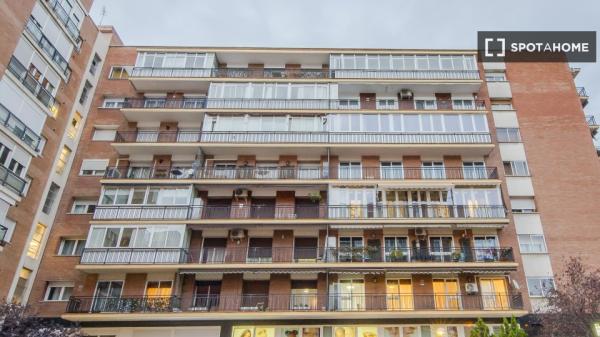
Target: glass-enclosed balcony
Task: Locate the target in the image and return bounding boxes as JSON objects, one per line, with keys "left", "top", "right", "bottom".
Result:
{"left": 0, "top": 103, "right": 42, "bottom": 152}
{"left": 44, "top": 0, "right": 82, "bottom": 44}
{"left": 24, "top": 16, "right": 71, "bottom": 78}
{"left": 0, "top": 164, "right": 27, "bottom": 195}
{"left": 6, "top": 57, "right": 57, "bottom": 110}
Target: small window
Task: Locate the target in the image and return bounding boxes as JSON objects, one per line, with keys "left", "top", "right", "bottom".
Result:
{"left": 102, "top": 98, "right": 125, "bottom": 108}
{"left": 79, "top": 81, "right": 93, "bottom": 104}
{"left": 92, "top": 128, "right": 117, "bottom": 141}
{"left": 71, "top": 199, "right": 97, "bottom": 214}
{"left": 490, "top": 103, "right": 514, "bottom": 110}
{"left": 55, "top": 146, "right": 72, "bottom": 175}
{"left": 485, "top": 72, "right": 507, "bottom": 82}
{"left": 496, "top": 128, "right": 521, "bottom": 142}
{"left": 44, "top": 282, "right": 74, "bottom": 301}
{"left": 511, "top": 197, "right": 536, "bottom": 213}
{"left": 89, "top": 54, "right": 102, "bottom": 75}
{"left": 527, "top": 277, "right": 555, "bottom": 297}
{"left": 58, "top": 239, "right": 86, "bottom": 256}
{"left": 518, "top": 234, "right": 547, "bottom": 253}
{"left": 27, "top": 223, "right": 46, "bottom": 259}
{"left": 109, "top": 66, "right": 130, "bottom": 79}
{"left": 503, "top": 161, "right": 530, "bottom": 176}
{"left": 42, "top": 182, "right": 61, "bottom": 214}
{"left": 80, "top": 159, "right": 109, "bottom": 176}
{"left": 1, "top": 218, "right": 16, "bottom": 243}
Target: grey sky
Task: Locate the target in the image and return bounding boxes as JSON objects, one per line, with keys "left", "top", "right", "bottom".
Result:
{"left": 89, "top": 0, "right": 599, "bottom": 124}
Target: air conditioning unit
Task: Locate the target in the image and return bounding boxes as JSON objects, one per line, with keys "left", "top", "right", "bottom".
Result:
{"left": 230, "top": 229, "right": 246, "bottom": 240}
{"left": 415, "top": 228, "right": 427, "bottom": 236}
{"left": 234, "top": 188, "right": 250, "bottom": 198}
{"left": 465, "top": 283, "right": 479, "bottom": 294}
{"left": 400, "top": 89, "right": 414, "bottom": 100}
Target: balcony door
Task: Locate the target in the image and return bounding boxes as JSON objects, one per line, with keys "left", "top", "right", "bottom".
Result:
{"left": 194, "top": 281, "right": 221, "bottom": 310}
{"left": 335, "top": 279, "right": 365, "bottom": 311}
{"left": 429, "top": 236, "right": 453, "bottom": 262}
{"left": 386, "top": 279, "right": 413, "bottom": 310}
{"left": 432, "top": 279, "right": 460, "bottom": 310}
{"left": 145, "top": 280, "right": 173, "bottom": 310}
{"left": 360, "top": 93, "right": 376, "bottom": 110}
{"left": 294, "top": 237, "right": 318, "bottom": 262}
{"left": 479, "top": 278, "right": 509, "bottom": 310}
{"left": 473, "top": 236, "right": 499, "bottom": 262}
{"left": 339, "top": 162, "right": 361, "bottom": 180}
{"left": 247, "top": 237, "right": 273, "bottom": 263}
{"left": 463, "top": 161, "right": 486, "bottom": 179}
{"left": 251, "top": 198, "right": 276, "bottom": 219}
{"left": 380, "top": 161, "right": 404, "bottom": 179}
{"left": 201, "top": 238, "right": 227, "bottom": 263}
{"left": 92, "top": 281, "right": 123, "bottom": 312}
{"left": 422, "top": 161, "right": 445, "bottom": 179}
{"left": 339, "top": 237, "right": 363, "bottom": 262}
{"left": 384, "top": 236, "right": 409, "bottom": 262}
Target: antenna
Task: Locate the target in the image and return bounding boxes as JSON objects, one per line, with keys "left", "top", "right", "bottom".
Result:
{"left": 98, "top": 6, "right": 107, "bottom": 25}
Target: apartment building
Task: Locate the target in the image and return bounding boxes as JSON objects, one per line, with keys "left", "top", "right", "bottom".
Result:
{"left": 26, "top": 46, "right": 600, "bottom": 337}
{"left": 0, "top": 0, "right": 117, "bottom": 304}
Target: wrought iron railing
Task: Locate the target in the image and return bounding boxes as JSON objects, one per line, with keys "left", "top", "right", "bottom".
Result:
{"left": 6, "top": 57, "right": 56, "bottom": 109}
{"left": 44, "top": 0, "right": 81, "bottom": 44}
{"left": 0, "top": 103, "right": 42, "bottom": 152}
{"left": 24, "top": 17, "right": 71, "bottom": 78}
{"left": 79, "top": 246, "right": 514, "bottom": 265}
{"left": 0, "top": 164, "right": 27, "bottom": 195}
{"left": 114, "top": 130, "right": 492, "bottom": 145}
{"left": 122, "top": 97, "right": 487, "bottom": 111}
{"left": 66, "top": 292, "right": 523, "bottom": 313}
{"left": 92, "top": 204, "right": 506, "bottom": 221}
{"left": 104, "top": 165, "right": 499, "bottom": 180}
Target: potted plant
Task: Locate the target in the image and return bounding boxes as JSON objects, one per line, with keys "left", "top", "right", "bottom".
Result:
{"left": 389, "top": 249, "right": 405, "bottom": 262}
{"left": 451, "top": 251, "right": 461, "bottom": 262}
{"left": 308, "top": 192, "right": 322, "bottom": 203}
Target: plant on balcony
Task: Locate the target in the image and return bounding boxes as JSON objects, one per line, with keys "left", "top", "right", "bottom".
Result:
{"left": 532, "top": 257, "right": 600, "bottom": 337}
{"left": 0, "top": 300, "right": 82, "bottom": 336}
{"left": 388, "top": 249, "right": 405, "bottom": 262}
{"left": 308, "top": 192, "right": 322, "bottom": 203}
{"left": 469, "top": 318, "right": 492, "bottom": 337}
{"left": 451, "top": 251, "right": 462, "bottom": 262}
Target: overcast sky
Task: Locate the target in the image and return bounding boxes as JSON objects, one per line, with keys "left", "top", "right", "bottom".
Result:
{"left": 89, "top": 0, "right": 599, "bottom": 125}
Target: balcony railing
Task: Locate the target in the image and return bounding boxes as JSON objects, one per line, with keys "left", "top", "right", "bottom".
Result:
{"left": 25, "top": 17, "right": 71, "bottom": 78}
{"left": 0, "top": 103, "right": 42, "bottom": 152}
{"left": 44, "top": 0, "right": 81, "bottom": 44}
{"left": 122, "top": 97, "right": 487, "bottom": 111}
{"left": 115, "top": 131, "right": 492, "bottom": 145}
{"left": 66, "top": 292, "right": 523, "bottom": 314}
{"left": 577, "top": 87, "right": 588, "bottom": 97}
{"left": 92, "top": 204, "right": 506, "bottom": 221}
{"left": 586, "top": 115, "right": 598, "bottom": 126}
{"left": 130, "top": 67, "right": 481, "bottom": 80}
{"left": 7, "top": 57, "right": 56, "bottom": 109}
{"left": 104, "top": 166, "right": 499, "bottom": 181}
{"left": 0, "top": 164, "right": 27, "bottom": 195}
{"left": 79, "top": 246, "right": 514, "bottom": 265}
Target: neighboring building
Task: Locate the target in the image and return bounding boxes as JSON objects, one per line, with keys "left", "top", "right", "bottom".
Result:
{"left": 25, "top": 45, "right": 600, "bottom": 337}
{"left": 0, "top": 0, "right": 117, "bottom": 304}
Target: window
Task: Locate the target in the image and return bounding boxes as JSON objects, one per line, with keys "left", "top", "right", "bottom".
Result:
{"left": 88, "top": 226, "right": 184, "bottom": 249}
{"left": 80, "top": 159, "right": 108, "bottom": 176}
{"left": 79, "top": 81, "right": 92, "bottom": 104}
{"left": 518, "top": 234, "right": 547, "bottom": 253}
{"left": 339, "top": 162, "right": 361, "bottom": 179}
{"left": 8, "top": 159, "right": 24, "bottom": 176}
{"left": 100, "top": 186, "right": 190, "bottom": 205}
{"left": 377, "top": 99, "right": 397, "bottom": 109}
{"left": 527, "top": 277, "right": 555, "bottom": 297}
{"left": 67, "top": 112, "right": 82, "bottom": 139}
{"left": 511, "top": 197, "right": 537, "bottom": 213}
{"left": 0, "top": 143, "right": 10, "bottom": 165}
{"left": 55, "top": 146, "right": 72, "bottom": 174}
{"left": 491, "top": 103, "right": 514, "bottom": 110}
{"left": 42, "top": 182, "right": 60, "bottom": 214}
{"left": 496, "top": 128, "right": 521, "bottom": 142}
{"left": 108, "top": 66, "right": 130, "bottom": 79}
{"left": 102, "top": 98, "right": 125, "bottom": 108}
{"left": 58, "top": 239, "right": 86, "bottom": 256}
{"left": 12, "top": 268, "right": 32, "bottom": 304}
{"left": 27, "top": 223, "right": 46, "bottom": 258}
{"left": 2, "top": 218, "right": 16, "bottom": 243}
{"left": 422, "top": 161, "right": 445, "bottom": 179}
{"left": 92, "top": 128, "right": 117, "bottom": 141}
{"left": 485, "top": 72, "right": 507, "bottom": 82}
{"left": 503, "top": 161, "right": 530, "bottom": 176}
{"left": 145, "top": 281, "right": 173, "bottom": 297}
{"left": 89, "top": 54, "right": 102, "bottom": 75}
{"left": 44, "top": 282, "right": 74, "bottom": 301}
{"left": 71, "top": 199, "right": 96, "bottom": 214}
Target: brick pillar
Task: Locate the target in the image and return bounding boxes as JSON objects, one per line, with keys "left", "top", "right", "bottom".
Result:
{"left": 75, "top": 274, "right": 99, "bottom": 297}
{"left": 364, "top": 274, "right": 386, "bottom": 310}
{"left": 273, "top": 229, "right": 294, "bottom": 263}
{"left": 180, "top": 274, "right": 196, "bottom": 310}
{"left": 364, "top": 229, "right": 384, "bottom": 262}
{"left": 403, "top": 156, "right": 421, "bottom": 179}
{"left": 219, "top": 274, "right": 243, "bottom": 311}
{"left": 122, "top": 274, "right": 147, "bottom": 296}
{"left": 443, "top": 155, "right": 463, "bottom": 179}
{"left": 158, "top": 121, "right": 178, "bottom": 142}
{"left": 269, "top": 274, "right": 291, "bottom": 310}
{"left": 276, "top": 190, "right": 295, "bottom": 220}
{"left": 225, "top": 231, "right": 248, "bottom": 263}
{"left": 317, "top": 273, "right": 332, "bottom": 310}
{"left": 322, "top": 155, "right": 339, "bottom": 179}
{"left": 188, "top": 230, "right": 203, "bottom": 262}
{"left": 412, "top": 275, "right": 434, "bottom": 310}
{"left": 361, "top": 155, "right": 380, "bottom": 179}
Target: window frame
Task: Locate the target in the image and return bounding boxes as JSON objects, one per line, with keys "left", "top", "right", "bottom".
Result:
{"left": 44, "top": 281, "right": 74, "bottom": 302}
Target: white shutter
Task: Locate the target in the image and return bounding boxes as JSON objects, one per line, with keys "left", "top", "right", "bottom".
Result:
{"left": 92, "top": 129, "right": 117, "bottom": 141}
{"left": 80, "top": 159, "right": 109, "bottom": 173}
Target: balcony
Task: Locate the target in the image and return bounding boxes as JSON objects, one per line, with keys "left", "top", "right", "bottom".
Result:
{"left": 92, "top": 204, "right": 506, "bottom": 222}
{"left": 586, "top": 115, "right": 599, "bottom": 136}
{"left": 79, "top": 246, "right": 514, "bottom": 266}
{"left": 122, "top": 97, "right": 487, "bottom": 111}
{"left": 65, "top": 292, "right": 524, "bottom": 314}
{"left": 6, "top": 57, "right": 56, "bottom": 111}
{"left": 44, "top": 0, "right": 82, "bottom": 45}
{"left": 577, "top": 87, "right": 589, "bottom": 107}
{"left": 0, "top": 103, "right": 42, "bottom": 152}
{"left": 0, "top": 164, "right": 27, "bottom": 196}
{"left": 24, "top": 17, "right": 71, "bottom": 78}
{"left": 103, "top": 165, "right": 499, "bottom": 183}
